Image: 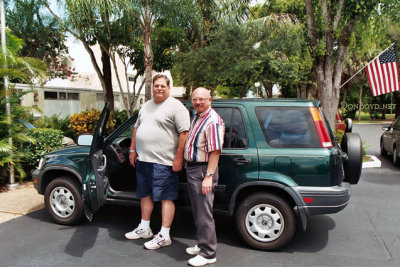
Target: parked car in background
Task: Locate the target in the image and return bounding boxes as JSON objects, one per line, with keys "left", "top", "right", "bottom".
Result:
{"left": 380, "top": 116, "right": 400, "bottom": 166}
{"left": 19, "top": 119, "right": 75, "bottom": 146}
{"left": 32, "top": 99, "right": 362, "bottom": 250}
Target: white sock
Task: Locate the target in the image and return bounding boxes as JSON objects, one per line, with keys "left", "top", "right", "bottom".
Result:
{"left": 160, "top": 226, "right": 170, "bottom": 239}
{"left": 140, "top": 219, "right": 150, "bottom": 230}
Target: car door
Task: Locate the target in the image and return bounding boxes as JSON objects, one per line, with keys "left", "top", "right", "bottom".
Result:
{"left": 213, "top": 105, "right": 259, "bottom": 210}
{"left": 383, "top": 118, "right": 400, "bottom": 153}
{"left": 83, "top": 103, "right": 110, "bottom": 221}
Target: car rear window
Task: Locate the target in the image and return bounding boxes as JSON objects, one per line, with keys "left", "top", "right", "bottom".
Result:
{"left": 256, "top": 107, "right": 320, "bottom": 148}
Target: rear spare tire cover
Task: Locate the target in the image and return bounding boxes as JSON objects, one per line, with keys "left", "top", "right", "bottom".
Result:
{"left": 341, "top": 133, "right": 362, "bottom": 184}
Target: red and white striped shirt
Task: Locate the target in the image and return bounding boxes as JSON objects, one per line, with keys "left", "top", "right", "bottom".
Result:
{"left": 184, "top": 108, "right": 225, "bottom": 163}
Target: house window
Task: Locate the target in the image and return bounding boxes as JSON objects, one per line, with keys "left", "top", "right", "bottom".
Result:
{"left": 44, "top": 91, "right": 80, "bottom": 100}
{"left": 128, "top": 76, "right": 135, "bottom": 82}
{"left": 67, "top": 93, "right": 79, "bottom": 100}
{"left": 44, "top": 91, "right": 58, "bottom": 99}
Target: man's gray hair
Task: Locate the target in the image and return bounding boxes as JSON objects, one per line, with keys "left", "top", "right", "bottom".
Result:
{"left": 153, "top": 73, "right": 170, "bottom": 86}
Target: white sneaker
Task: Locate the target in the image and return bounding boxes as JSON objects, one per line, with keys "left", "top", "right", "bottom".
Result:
{"left": 186, "top": 245, "right": 201, "bottom": 255}
{"left": 144, "top": 233, "right": 172, "bottom": 250}
{"left": 188, "top": 255, "right": 217, "bottom": 267}
{"left": 125, "top": 225, "right": 153, "bottom": 240}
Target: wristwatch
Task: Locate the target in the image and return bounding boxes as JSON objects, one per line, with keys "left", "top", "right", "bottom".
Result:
{"left": 205, "top": 172, "right": 214, "bottom": 177}
{"left": 129, "top": 149, "right": 136, "bottom": 153}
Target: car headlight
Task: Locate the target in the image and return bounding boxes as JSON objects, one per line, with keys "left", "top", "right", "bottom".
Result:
{"left": 37, "top": 157, "right": 45, "bottom": 170}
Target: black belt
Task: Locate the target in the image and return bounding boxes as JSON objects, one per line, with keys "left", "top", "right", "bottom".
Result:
{"left": 186, "top": 161, "right": 208, "bottom": 166}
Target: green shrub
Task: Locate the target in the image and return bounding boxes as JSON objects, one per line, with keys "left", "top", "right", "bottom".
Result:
{"left": 34, "top": 114, "right": 74, "bottom": 139}
{"left": 114, "top": 109, "right": 129, "bottom": 127}
{"left": 335, "top": 129, "right": 345, "bottom": 144}
{"left": 23, "top": 128, "right": 64, "bottom": 169}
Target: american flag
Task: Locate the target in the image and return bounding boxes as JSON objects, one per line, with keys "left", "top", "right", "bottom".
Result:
{"left": 366, "top": 46, "right": 400, "bottom": 96}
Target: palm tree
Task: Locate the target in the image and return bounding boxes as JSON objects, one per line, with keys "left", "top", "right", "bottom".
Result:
{"left": 0, "top": 31, "right": 47, "bottom": 181}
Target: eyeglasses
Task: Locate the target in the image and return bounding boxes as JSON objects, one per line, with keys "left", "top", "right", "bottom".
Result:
{"left": 192, "top": 97, "right": 209, "bottom": 103}
{"left": 154, "top": 84, "right": 167, "bottom": 89}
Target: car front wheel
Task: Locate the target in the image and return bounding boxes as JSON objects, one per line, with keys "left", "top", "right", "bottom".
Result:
{"left": 380, "top": 139, "right": 387, "bottom": 157}
{"left": 235, "top": 193, "right": 296, "bottom": 250}
{"left": 44, "top": 177, "right": 83, "bottom": 225}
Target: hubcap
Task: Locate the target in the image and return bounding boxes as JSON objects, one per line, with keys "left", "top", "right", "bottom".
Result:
{"left": 245, "top": 204, "right": 284, "bottom": 242}
{"left": 49, "top": 186, "right": 75, "bottom": 218}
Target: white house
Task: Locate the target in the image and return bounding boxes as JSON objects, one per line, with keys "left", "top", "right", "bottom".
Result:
{"left": 17, "top": 42, "right": 185, "bottom": 118}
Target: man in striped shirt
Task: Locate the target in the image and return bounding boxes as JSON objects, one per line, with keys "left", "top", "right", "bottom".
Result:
{"left": 184, "top": 87, "right": 224, "bottom": 267}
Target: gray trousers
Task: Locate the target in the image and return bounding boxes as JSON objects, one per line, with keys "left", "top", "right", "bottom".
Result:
{"left": 186, "top": 164, "right": 218, "bottom": 259}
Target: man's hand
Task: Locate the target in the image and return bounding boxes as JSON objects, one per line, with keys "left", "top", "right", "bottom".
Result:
{"left": 129, "top": 151, "right": 137, "bottom": 167}
{"left": 202, "top": 176, "right": 213, "bottom": 195}
{"left": 172, "top": 157, "right": 183, "bottom": 172}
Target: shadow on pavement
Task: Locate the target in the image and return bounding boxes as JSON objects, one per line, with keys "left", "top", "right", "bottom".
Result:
{"left": 22, "top": 202, "right": 337, "bottom": 259}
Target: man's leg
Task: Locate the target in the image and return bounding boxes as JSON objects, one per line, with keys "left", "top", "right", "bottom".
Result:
{"left": 141, "top": 196, "right": 154, "bottom": 220}
{"left": 161, "top": 200, "right": 175, "bottom": 228}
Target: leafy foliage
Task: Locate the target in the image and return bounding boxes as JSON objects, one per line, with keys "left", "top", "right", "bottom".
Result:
{"left": 33, "top": 114, "right": 74, "bottom": 139}
{"left": 6, "top": 0, "right": 70, "bottom": 80}
{"left": 69, "top": 110, "right": 115, "bottom": 137}
{"left": 23, "top": 128, "right": 64, "bottom": 169}
{"left": 0, "top": 32, "right": 47, "bottom": 181}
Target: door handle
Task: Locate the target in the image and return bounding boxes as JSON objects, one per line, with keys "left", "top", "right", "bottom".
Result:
{"left": 97, "top": 155, "right": 107, "bottom": 172}
{"left": 233, "top": 158, "right": 251, "bottom": 165}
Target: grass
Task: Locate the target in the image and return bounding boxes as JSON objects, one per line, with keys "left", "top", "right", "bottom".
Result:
{"left": 351, "top": 112, "right": 395, "bottom": 123}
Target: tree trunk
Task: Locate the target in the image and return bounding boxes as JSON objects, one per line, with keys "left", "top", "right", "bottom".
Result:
{"left": 240, "top": 75, "right": 250, "bottom": 98}
{"left": 262, "top": 81, "right": 273, "bottom": 98}
{"left": 358, "top": 86, "right": 363, "bottom": 122}
{"left": 341, "top": 86, "right": 347, "bottom": 116}
{"left": 101, "top": 48, "right": 114, "bottom": 111}
{"left": 143, "top": 21, "right": 154, "bottom": 102}
{"left": 110, "top": 53, "right": 130, "bottom": 116}
{"left": 394, "top": 92, "right": 400, "bottom": 118}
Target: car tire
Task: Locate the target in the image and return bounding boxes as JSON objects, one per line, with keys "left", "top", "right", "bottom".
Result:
{"left": 380, "top": 139, "right": 387, "bottom": 157}
{"left": 235, "top": 193, "right": 295, "bottom": 251}
{"left": 44, "top": 177, "right": 83, "bottom": 225}
{"left": 341, "top": 133, "right": 362, "bottom": 184}
{"left": 393, "top": 146, "right": 400, "bottom": 167}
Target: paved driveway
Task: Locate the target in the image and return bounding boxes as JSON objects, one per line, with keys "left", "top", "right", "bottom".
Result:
{"left": 0, "top": 124, "right": 399, "bottom": 266}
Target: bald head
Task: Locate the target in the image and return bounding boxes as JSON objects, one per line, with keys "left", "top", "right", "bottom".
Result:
{"left": 192, "top": 87, "right": 211, "bottom": 98}
{"left": 191, "top": 87, "right": 212, "bottom": 113}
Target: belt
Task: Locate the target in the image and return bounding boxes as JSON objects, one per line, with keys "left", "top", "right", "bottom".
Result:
{"left": 186, "top": 161, "right": 208, "bottom": 166}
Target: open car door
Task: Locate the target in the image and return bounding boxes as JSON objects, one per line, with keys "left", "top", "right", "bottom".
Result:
{"left": 83, "top": 103, "right": 110, "bottom": 221}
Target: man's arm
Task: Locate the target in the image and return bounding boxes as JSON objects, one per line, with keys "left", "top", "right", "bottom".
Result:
{"left": 202, "top": 150, "right": 221, "bottom": 195}
{"left": 172, "top": 131, "right": 189, "bottom": 172}
{"left": 129, "top": 128, "right": 138, "bottom": 167}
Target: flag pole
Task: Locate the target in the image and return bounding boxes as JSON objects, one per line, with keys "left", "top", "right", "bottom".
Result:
{"left": 340, "top": 43, "right": 395, "bottom": 89}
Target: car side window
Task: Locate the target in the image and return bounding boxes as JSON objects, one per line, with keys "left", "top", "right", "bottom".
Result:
{"left": 214, "top": 107, "right": 248, "bottom": 149}
{"left": 256, "top": 107, "right": 320, "bottom": 148}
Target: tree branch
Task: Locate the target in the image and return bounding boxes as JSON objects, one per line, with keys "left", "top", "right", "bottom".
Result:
{"left": 333, "top": 0, "right": 345, "bottom": 31}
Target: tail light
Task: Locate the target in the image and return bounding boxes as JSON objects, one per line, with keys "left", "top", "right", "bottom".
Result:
{"left": 309, "top": 107, "right": 333, "bottom": 148}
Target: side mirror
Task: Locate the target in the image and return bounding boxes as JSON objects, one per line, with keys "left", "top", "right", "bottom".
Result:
{"left": 77, "top": 134, "right": 93, "bottom": 146}
{"left": 345, "top": 118, "right": 352, "bottom": 133}
{"left": 382, "top": 126, "right": 389, "bottom": 131}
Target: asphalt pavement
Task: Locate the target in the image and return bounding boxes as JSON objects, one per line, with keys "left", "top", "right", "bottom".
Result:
{"left": 0, "top": 123, "right": 399, "bottom": 266}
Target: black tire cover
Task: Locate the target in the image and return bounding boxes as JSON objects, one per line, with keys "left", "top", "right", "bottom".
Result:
{"left": 341, "top": 133, "right": 362, "bottom": 184}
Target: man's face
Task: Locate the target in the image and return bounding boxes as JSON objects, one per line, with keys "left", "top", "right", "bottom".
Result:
{"left": 152, "top": 77, "right": 170, "bottom": 103}
{"left": 192, "top": 90, "right": 211, "bottom": 114}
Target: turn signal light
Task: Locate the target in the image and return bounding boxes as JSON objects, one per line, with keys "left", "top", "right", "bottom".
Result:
{"left": 33, "top": 179, "right": 38, "bottom": 184}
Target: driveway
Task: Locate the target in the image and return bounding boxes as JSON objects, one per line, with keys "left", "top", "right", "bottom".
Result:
{"left": 0, "top": 124, "right": 399, "bottom": 266}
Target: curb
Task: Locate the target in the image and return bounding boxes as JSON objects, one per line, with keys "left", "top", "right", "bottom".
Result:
{"left": 362, "top": 155, "right": 381, "bottom": 168}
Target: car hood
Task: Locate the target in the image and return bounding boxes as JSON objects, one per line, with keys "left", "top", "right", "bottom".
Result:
{"left": 46, "top": 145, "right": 90, "bottom": 156}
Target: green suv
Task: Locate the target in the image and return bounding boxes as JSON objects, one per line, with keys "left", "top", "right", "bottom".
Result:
{"left": 32, "top": 99, "right": 362, "bottom": 250}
